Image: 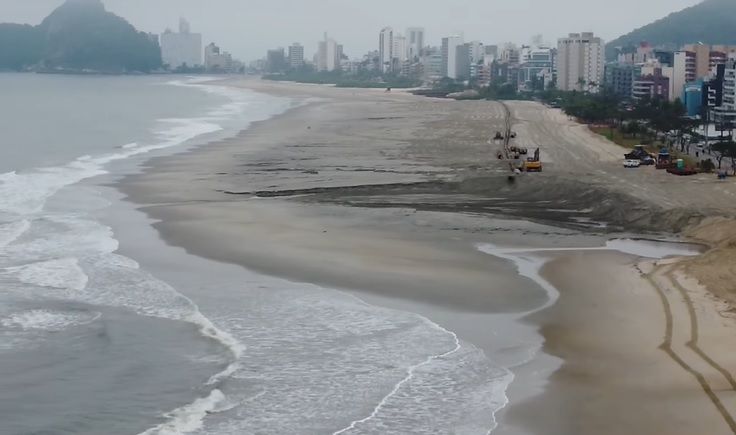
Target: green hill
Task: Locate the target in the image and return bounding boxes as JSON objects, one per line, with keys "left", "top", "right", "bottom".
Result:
{"left": 0, "top": 0, "right": 161, "bottom": 73}
{"left": 606, "top": 0, "right": 736, "bottom": 60}
{"left": 0, "top": 24, "right": 44, "bottom": 71}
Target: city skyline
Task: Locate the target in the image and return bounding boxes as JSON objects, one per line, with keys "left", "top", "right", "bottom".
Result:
{"left": 0, "top": 0, "right": 702, "bottom": 61}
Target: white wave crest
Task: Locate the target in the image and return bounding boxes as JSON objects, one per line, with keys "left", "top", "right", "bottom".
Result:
{"left": 5, "top": 258, "right": 89, "bottom": 292}
{"left": 139, "top": 389, "right": 234, "bottom": 435}
{"left": 1, "top": 309, "right": 101, "bottom": 332}
{"left": 0, "top": 219, "right": 31, "bottom": 247}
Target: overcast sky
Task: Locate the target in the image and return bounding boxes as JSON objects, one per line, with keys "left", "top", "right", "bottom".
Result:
{"left": 1, "top": 0, "right": 702, "bottom": 61}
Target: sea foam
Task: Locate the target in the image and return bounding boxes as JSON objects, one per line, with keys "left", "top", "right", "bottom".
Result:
{"left": 1, "top": 309, "right": 101, "bottom": 332}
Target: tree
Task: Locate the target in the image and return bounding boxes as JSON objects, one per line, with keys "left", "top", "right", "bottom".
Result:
{"left": 555, "top": 90, "right": 622, "bottom": 124}
{"left": 711, "top": 141, "right": 736, "bottom": 170}
{"left": 623, "top": 121, "right": 643, "bottom": 138}
{"left": 699, "top": 158, "right": 716, "bottom": 173}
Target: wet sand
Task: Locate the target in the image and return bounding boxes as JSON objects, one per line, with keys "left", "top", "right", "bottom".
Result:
{"left": 499, "top": 251, "right": 736, "bottom": 435}
{"left": 119, "top": 78, "right": 736, "bottom": 434}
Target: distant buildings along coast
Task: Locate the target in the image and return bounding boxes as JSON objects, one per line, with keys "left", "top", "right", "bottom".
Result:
{"left": 149, "top": 5, "right": 736, "bottom": 123}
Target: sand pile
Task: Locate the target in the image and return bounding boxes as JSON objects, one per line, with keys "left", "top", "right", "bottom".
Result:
{"left": 684, "top": 217, "right": 736, "bottom": 307}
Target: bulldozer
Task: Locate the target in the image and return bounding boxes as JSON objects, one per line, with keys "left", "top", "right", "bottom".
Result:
{"left": 525, "top": 148, "right": 543, "bottom": 172}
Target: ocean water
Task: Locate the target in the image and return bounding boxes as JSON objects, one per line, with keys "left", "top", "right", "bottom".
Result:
{"left": 0, "top": 74, "right": 514, "bottom": 435}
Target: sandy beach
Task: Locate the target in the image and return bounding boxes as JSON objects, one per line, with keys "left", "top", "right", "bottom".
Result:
{"left": 119, "top": 77, "right": 736, "bottom": 434}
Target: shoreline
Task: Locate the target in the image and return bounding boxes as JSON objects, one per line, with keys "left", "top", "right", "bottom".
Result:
{"left": 482, "top": 240, "right": 736, "bottom": 435}
{"left": 116, "top": 78, "right": 736, "bottom": 434}
{"left": 502, "top": 249, "right": 736, "bottom": 435}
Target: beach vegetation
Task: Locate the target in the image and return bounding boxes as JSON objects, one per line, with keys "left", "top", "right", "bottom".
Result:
{"left": 263, "top": 69, "right": 421, "bottom": 89}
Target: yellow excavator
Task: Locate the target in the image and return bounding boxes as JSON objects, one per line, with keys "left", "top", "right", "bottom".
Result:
{"left": 525, "top": 148, "right": 542, "bottom": 172}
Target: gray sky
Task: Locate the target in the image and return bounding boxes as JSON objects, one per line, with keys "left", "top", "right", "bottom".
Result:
{"left": 1, "top": 0, "right": 702, "bottom": 61}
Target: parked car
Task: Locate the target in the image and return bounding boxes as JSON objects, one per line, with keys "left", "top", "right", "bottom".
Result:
{"left": 624, "top": 159, "right": 641, "bottom": 168}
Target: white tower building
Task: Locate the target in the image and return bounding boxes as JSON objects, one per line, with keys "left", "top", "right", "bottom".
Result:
{"left": 556, "top": 32, "right": 604, "bottom": 92}
{"left": 441, "top": 35, "right": 464, "bottom": 79}
{"left": 379, "top": 27, "right": 394, "bottom": 73}
{"left": 160, "top": 18, "right": 202, "bottom": 69}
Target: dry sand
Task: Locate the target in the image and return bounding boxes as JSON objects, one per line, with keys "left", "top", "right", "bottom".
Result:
{"left": 120, "top": 78, "right": 736, "bottom": 434}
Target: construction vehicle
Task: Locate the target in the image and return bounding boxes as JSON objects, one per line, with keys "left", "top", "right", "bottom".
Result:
{"left": 666, "top": 159, "right": 698, "bottom": 176}
{"left": 625, "top": 145, "right": 655, "bottom": 165}
{"left": 509, "top": 145, "right": 528, "bottom": 155}
{"left": 656, "top": 148, "right": 672, "bottom": 169}
{"left": 525, "top": 148, "right": 543, "bottom": 172}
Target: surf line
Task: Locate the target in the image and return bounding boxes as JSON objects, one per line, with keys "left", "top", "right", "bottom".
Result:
{"left": 137, "top": 304, "right": 243, "bottom": 435}
{"left": 332, "top": 318, "right": 462, "bottom": 435}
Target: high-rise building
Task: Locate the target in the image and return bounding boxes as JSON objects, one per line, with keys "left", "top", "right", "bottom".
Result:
{"left": 705, "top": 64, "right": 726, "bottom": 111}
{"left": 160, "top": 18, "right": 202, "bottom": 69}
{"left": 713, "top": 59, "right": 736, "bottom": 125}
{"left": 484, "top": 45, "right": 499, "bottom": 58}
{"left": 379, "top": 27, "right": 394, "bottom": 73}
{"left": 393, "top": 34, "right": 408, "bottom": 63}
{"left": 420, "top": 46, "right": 443, "bottom": 80}
{"left": 204, "top": 42, "right": 218, "bottom": 68}
{"left": 683, "top": 80, "right": 704, "bottom": 117}
{"left": 441, "top": 35, "right": 463, "bottom": 79}
{"left": 683, "top": 43, "right": 712, "bottom": 78}
{"left": 653, "top": 50, "right": 674, "bottom": 67}
{"left": 672, "top": 51, "right": 697, "bottom": 101}
{"left": 633, "top": 68, "right": 670, "bottom": 101}
{"left": 288, "top": 43, "right": 305, "bottom": 69}
{"left": 556, "top": 32, "right": 604, "bottom": 92}
{"left": 710, "top": 51, "right": 728, "bottom": 71}
{"left": 204, "top": 42, "right": 234, "bottom": 73}
{"left": 465, "top": 41, "right": 484, "bottom": 78}
{"left": 457, "top": 44, "right": 473, "bottom": 80}
{"left": 482, "top": 45, "right": 499, "bottom": 70}
{"left": 467, "top": 41, "right": 484, "bottom": 65}
{"left": 407, "top": 27, "right": 425, "bottom": 60}
{"left": 317, "top": 34, "right": 340, "bottom": 72}
{"left": 500, "top": 43, "right": 520, "bottom": 65}
{"left": 266, "top": 48, "right": 287, "bottom": 73}
{"left": 604, "top": 63, "right": 639, "bottom": 98}
{"left": 642, "top": 62, "right": 675, "bottom": 96}
{"left": 519, "top": 47, "right": 555, "bottom": 91}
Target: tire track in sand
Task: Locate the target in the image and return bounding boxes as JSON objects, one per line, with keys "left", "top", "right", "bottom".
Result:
{"left": 645, "top": 263, "right": 736, "bottom": 434}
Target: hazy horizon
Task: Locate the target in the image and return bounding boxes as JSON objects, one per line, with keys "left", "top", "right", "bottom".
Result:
{"left": 1, "top": 0, "right": 703, "bottom": 62}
